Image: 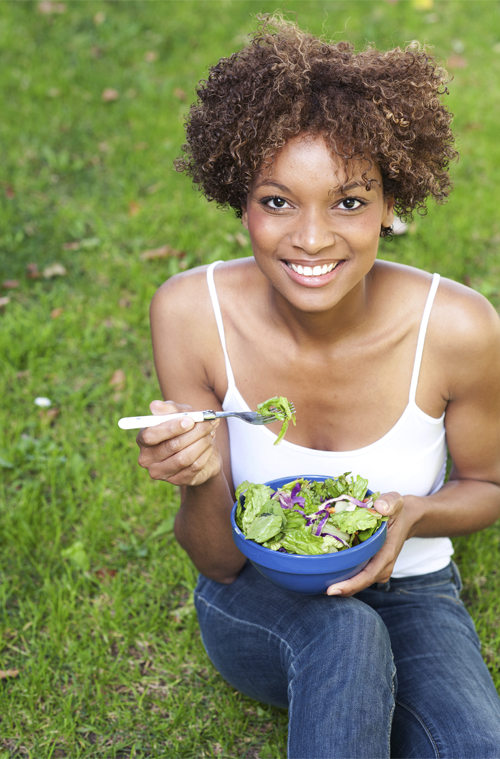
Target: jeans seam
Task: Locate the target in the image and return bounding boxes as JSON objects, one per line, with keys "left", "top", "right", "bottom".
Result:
{"left": 388, "top": 656, "right": 397, "bottom": 759}
{"left": 194, "top": 593, "right": 295, "bottom": 656}
{"left": 394, "top": 699, "right": 440, "bottom": 759}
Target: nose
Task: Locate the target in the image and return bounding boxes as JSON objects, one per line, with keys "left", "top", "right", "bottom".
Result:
{"left": 289, "top": 208, "right": 336, "bottom": 255}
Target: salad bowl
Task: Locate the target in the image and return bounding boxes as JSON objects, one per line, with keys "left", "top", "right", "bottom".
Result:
{"left": 230, "top": 474, "right": 387, "bottom": 595}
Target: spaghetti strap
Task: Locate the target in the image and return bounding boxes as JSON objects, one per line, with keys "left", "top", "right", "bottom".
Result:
{"left": 409, "top": 273, "right": 440, "bottom": 403}
{"left": 206, "top": 261, "right": 236, "bottom": 389}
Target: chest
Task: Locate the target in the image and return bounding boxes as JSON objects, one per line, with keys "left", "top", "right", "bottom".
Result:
{"left": 214, "top": 314, "right": 446, "bottom": 451}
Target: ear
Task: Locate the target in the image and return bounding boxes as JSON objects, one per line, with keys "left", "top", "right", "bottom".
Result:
{"left": 382, "top": 196, "right": 395, "bottom": 229}
{"left": 241, "top": 206, "right": 248, "bottom": 230}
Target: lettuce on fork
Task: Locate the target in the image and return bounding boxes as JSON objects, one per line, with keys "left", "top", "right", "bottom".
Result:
{"left": 256, "top": 396, "right": 296, "bottom": 445}
{"left": 235, "top": 475, "right": 387, "bottom": 556}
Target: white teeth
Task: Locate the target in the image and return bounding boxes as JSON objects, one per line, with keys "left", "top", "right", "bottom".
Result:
{"left": 288, "top": 262, "right": 337, "bottom": 276}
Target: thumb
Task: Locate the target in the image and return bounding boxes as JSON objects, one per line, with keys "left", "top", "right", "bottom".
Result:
{"left": 149, "top": 399, "right": 173, "bottom": 415}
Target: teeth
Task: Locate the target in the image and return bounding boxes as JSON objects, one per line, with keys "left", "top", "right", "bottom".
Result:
{"left": 288, "top": 262, "right": 337, "bottom": 277}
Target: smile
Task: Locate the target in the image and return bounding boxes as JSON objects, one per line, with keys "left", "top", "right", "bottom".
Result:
{"left": 286, "top": 262, "right": 339, "bottom": 277}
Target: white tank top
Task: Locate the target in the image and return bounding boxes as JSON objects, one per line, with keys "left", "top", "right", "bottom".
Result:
{"left": 207, "top": 261, "right": 453, "bottom": 577}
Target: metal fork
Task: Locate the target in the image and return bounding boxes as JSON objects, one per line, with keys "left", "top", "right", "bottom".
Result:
{"left": 118, "top": 409, "right": 284, "bottom": 430}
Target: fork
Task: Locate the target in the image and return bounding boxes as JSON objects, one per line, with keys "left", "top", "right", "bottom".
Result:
{"left": 118, "top": 409, "right": 282, "bottom": 430}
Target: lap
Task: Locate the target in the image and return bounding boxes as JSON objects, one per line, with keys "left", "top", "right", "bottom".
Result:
{"left": 194, "top": 561, "right": 500, "bottom": 759}
{"left": 359, "top": 562, "right": 500, "bottom": 758}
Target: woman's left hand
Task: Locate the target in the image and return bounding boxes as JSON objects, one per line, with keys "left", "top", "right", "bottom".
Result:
{"left": 326, "top": 491, "right": 408, "bottom": 597}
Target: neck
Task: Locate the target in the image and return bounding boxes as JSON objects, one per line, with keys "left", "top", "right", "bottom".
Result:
{"left": 268, "top": 276, "right": 374, "bottom": 344}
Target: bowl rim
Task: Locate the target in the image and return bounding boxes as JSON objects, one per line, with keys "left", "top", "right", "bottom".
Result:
{"left": 231, "top": 474, "right": 387, "bottom": 569}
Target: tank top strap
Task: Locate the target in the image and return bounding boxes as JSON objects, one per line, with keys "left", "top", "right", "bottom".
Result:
{"left": 409, "top": 273, "right": 440, "bottom": 403}
{"left": 206, "top": 261, "right": 236, "bottom": 389}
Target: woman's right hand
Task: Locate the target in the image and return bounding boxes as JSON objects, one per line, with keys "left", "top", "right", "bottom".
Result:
{"left": 136, "top": 400, "right": 222, "bottom": 487}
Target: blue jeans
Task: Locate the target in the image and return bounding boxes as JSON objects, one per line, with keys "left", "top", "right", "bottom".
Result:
{"left": 194, "top": 561, "right": 500, "bottom": 759}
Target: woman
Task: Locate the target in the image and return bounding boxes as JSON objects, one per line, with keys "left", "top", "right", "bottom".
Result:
{"left": 137, "top": 16, "right": 500, "bottom": 758}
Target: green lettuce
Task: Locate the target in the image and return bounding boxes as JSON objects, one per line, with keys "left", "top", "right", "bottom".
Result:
{"left": 256, "top": 396, "right": 296, "bottom": 445}
{"left": 235, "top": 474, "right": 387, "bottom": 555}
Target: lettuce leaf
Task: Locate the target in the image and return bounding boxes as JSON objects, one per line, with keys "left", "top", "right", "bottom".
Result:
{"left": 245, "top": 513, "right": 284, "bottom": 542}
{"left": 256, "top": 396, "right": 296, "bottom": 445}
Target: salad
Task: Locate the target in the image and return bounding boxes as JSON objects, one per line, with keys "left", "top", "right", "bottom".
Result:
{"left": 235, "top": 474, "right": 387, "bottom": 556}
{"left": 256, "top": 396, "right": 296, "bottom": 445}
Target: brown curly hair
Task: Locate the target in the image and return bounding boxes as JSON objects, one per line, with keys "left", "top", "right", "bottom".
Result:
{"left": 176, "top": 14, "right": 457, "bottom": 231}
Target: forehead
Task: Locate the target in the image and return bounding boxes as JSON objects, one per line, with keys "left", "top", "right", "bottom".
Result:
{"left": 255, "top": 132, "right": 382, "bottom": 190}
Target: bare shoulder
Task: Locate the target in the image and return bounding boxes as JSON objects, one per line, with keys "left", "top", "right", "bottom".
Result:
{"left": 376, "top": 261, "right": 500, "bottom": 345}
{"left": 151, "top": 257, "right": 257, "bottom": 323}
{"left": 429, "top": 276, "right": 500, "bottom": 395}
{"left": 149, "top": 258, "right": 259, "bottom": 398}
{"left": 432, "top": 276, "right": 500, "bottom": 353}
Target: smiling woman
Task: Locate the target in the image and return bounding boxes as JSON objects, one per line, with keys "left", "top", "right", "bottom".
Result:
{"left": 135, "top": 13, "right": 500, "bottom": 759}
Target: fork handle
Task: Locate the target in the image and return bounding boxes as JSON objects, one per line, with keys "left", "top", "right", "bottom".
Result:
{"left": 118, "top": 411, "right": 206, "bottom": 430}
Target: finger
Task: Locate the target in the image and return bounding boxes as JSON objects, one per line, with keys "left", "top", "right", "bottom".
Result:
{"left": 138, "top": 416, "right": 219, "bottom": 449}
{"left": 373, "top": 491, "right": 403, "bottom": 518}
{"left": 149, "top": 399, "right": 190, "bottom": 416}
{"left": 148, "top": 433, "right": 217, "bottom": 483}
{"left": 326, "top": 553, "right": 392, "bottom": 597}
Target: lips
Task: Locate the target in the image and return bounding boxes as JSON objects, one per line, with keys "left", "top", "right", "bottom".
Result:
{"left": 286, "top": 261, "right": 339, "bottom": 277}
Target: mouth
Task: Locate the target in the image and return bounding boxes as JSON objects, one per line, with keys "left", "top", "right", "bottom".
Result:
{"left": 285, "top": 261, "right": 340, "bottom": 277}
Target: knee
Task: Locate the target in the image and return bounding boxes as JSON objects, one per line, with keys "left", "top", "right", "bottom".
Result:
{"left": 290, "top": 597, "right": 393, "bottom": 669}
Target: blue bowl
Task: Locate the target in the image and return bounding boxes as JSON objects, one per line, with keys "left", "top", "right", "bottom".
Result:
{"left": 231, "top": 475, "right": 387, "bottom": 595}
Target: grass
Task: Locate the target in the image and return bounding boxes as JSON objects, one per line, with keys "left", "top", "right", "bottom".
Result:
{"left": 0, "top": 1, "right": 499, "bottom": 756}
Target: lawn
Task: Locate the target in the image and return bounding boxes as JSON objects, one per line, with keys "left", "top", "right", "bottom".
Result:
{"left": 1, "top": 1, "right": 499, "bottom": 757}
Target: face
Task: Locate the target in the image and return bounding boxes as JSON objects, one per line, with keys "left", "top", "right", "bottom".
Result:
{"left": 241, "top": 132, "right": 394, "bottom": 313}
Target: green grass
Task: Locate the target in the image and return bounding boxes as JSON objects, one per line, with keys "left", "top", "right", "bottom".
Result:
{"left": 1, "top": 1, "right": 500, "bottom": 756}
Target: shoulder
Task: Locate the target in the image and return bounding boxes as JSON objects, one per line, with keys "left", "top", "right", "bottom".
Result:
{"left": 151, "top": 258, "right": 257, "bottom": 316}
{"left": 432, "top": 276, "right": 500, "bottom": 351}
{"left": 374, "top": 261, "right": 500, "bottom": 388}
{"left": 375, "top": 261, "right": 500, "bottom": 339}
{"left": 428, "top": 276, "right": 500, "bottom": 397}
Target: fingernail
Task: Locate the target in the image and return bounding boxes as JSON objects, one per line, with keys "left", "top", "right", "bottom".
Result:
{"left": 181, "top": 417, "right": 195, "bottom": 429}
{"left": 327, "top": 588, "right": 342, "bottom": 596}
{"left": 378, "top": 501, "right": 389, "bottom": 513}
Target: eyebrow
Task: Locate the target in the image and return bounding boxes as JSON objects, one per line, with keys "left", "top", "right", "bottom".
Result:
{"left": 253, "top": 178, "right": 377, "bottom": 195}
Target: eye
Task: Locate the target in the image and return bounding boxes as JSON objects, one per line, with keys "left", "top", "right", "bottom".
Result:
{"left": 337, "top": 197, "right": 364, "bottom": 211}
{"left": 262, "top": 196, "right": 291, "bottom": 210}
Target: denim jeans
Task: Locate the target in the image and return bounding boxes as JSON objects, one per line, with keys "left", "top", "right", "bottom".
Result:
{"left": 194, "top": 561, "right": 500, "bottom": 759}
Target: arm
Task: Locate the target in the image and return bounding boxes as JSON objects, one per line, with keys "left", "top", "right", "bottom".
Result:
{"left": 327, "top": 284, "right": 500, "bottom": 596}
{"left": 136, "top": 270, "right": 247, "bottom": 583}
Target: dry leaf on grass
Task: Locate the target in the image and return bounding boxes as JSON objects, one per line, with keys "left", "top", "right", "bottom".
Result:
{"left": 173, "top": 87, "right": 187, "bottom": 101}
{"left": 145, "top": 51, "right": 158, "bottom": 62}
{"left": 95, "top": 568, "right": 118, "bottom": 581}
{"left": 128, "top": 200, "right": 141, "bottom": 217}
{"left": 139, "top": 244, "right": 185, "bottom": 261}
{"left": 109, "top": 369, "right": 126, "bottom": 390}
{"left": 43, "top": 263, "right": 67, "bottom": 278}
{"left": 51, "top": 307, "right": 64, "bottom": 319}
{"left": 5, "top": 185, "right": 15, "bottom": 199}
{"left": 0, "top": 669, "right": 20, "bottom": 679}
{"left": 102, "top": 88, "right": 119, "bottom": 102}
{"left": 0, "top": 296, "right": 10, "bottom": 308}
{"left": 38, "top": 1, "right": 66, "bottom": 13}
{"left": 40, "top": 408, "right": 60, "bottom": 423}
{"left": 2, "top": 280, "right": 19, "bottom": 289}
{"left": 447, "top": 55, "right": 467, "bottom": 69}
{"left": 26, "top": 263, "right": 41, "bottom": 279}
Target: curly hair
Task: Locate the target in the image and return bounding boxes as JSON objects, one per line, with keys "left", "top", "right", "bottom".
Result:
{"left": 175, "top": 14, "right": 458, "bottom": 230}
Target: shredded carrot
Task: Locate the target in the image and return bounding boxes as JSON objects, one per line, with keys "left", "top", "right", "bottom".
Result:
{"left": 327, "top": 507, "right": 336, "bottom": 514}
